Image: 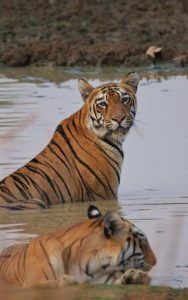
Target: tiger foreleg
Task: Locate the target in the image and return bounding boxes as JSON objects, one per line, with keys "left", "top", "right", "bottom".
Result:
{"left": 56, "top": 275, "right": 78, "bottom": 287}
{"left": 114, "top": 269, "right": 151, "bottom": 285}
{"left": 26, "top": 275, "right": 78, "bottom": 288}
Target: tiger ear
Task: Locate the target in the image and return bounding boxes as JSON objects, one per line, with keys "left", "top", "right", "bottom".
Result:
{"left": 78, "top": 78, "right": 94, "bottom": 102}
{"left": 103, "top": 212, "right": 124, "bottom": 239}
{"left": 120, "top": 72, "right": 139, "bottom": 93}
{"left": 88, "top": 205, "right": 102, "bottom": 219}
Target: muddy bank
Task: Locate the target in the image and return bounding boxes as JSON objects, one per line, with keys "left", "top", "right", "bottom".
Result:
{"left": 0, "top": 0, "right": 188, "bottom": 67}
{"left": 0, "top": 283, "right": 188, "bottom": 300}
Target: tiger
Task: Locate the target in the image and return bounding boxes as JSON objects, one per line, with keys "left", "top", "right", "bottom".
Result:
{"left": 0, "top": 205, "right": 156, "bottom": 288}
{"left": 0, "top": 72, "right": 139, "bottom": 209}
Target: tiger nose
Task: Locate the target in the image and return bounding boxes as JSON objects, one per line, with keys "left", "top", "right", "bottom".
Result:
{"left": 112, "top": 116, "right": 125, "bottom": 124}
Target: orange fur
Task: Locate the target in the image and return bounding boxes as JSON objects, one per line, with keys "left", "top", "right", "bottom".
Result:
{"left": 0, "top": 206, "right": 156, "bottom": 287}
{"left": 0, "top": 73, "right": 139, "bottom": 209}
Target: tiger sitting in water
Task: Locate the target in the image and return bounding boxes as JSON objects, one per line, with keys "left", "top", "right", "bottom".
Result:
{"left": 0, "top": 73, "right": 139, "bottom": 209}
{"left": 0, "top": 205, "right": 156, "bottom": 288}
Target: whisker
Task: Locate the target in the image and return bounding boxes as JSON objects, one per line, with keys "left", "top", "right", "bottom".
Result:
{"left": 142, "top": 263, "right": 152, "bottom": 271}
{"left": 132, "top": 122, "right": 145, "bottom": 139}
{"left": 134, "top": 118, "right": 146, "bottom": 125}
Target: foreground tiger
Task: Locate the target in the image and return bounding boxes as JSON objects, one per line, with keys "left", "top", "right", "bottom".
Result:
{"left": 0, "top": 205, "right": 156, "bottom": 288}
{"left": 0, "top": 73, "right": 139, "bottom": 209}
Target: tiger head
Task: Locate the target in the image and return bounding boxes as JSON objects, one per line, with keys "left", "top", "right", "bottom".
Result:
{"left": 78, "top": 73, "right": 139, "bottom": 144}
{"left": 68, "top": 205, "right": 156, "bottom": 283}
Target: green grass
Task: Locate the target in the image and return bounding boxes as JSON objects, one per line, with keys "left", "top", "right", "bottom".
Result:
{"left": 62, "top": 284, "right": 188, "bottom": 300}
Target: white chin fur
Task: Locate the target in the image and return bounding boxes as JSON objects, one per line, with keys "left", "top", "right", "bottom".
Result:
{"left": 88, "top": 118, "right": 128, "bottom": 143}
{"left": 88, "top": 118, "right": 108, "bottom": 138}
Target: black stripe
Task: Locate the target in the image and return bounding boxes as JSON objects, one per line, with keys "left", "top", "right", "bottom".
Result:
{"left": 9, "top": 179, "right": 27, "bottom": 200}
{"left": 92, "top": 104, "right": 99, "bottom": 121}
{"left": 15, "top": 273, "right": 22, "bottom": 286}
{"left": 23, "top": 174, "right": 51, "bottom": 206}
{"left": 73, "top": 162, "right": 95, "bottom": 201}
{"left": 79, "top": 182, "right": 84, "bottom": 201}
{"left": 26, "top": 164, "right": 60, "bottom": 201}
{"left": 73, "top": 161, "right": 106, "bottom": 201}
{"left": 88, "top": 218, "right": 103, "bottom": 228}
{"left": 0, "top": 185, "right": 15, "bottom": 198}
{"left": 10, "top": 250, "right": 23, "bottom": 286}
{"left": 48, "top": 142, "right": 72, "bottom": 175}
{"left": 14, "top": 172, "right": 31, "bottom": 185}
{"left": 22, "top": 245, "right": 28, "bottom": 273}
{"left": 42, "top": 269, "right": 49, "bottom": 280}
{"left": 28, "top": 160, "right": 65, "bottom": 202}
{"left": 102, "top": 173, "right": 117, "bottom": 198}
{"left": 90, "top": 115, "right": 100, "bottom": 126}
{"left": 0, "top": 200, "right": 48, "bottom": 210}
{"left": 66, "top": 124, "right": 97, "bottom": 160}
{"left": 39, "top": 241, "right": 56, "bottom": 279}
{"left": 57, "top": 126, "right": 110, "bottom": 192}
{"left": 78, "top": 109, "right": 83, "bottom": 127}
{"left": 11, "top": 174, "right": 30, "bottom": 199}
{"left": 119, "top": 238, "right": 131, "bottom": 266}
{"left": 100, "top": 84, "right": 117, "bottom": 91}
{"left": 125, "top": 240, "right": 137, "bottom": 262}
{"left": 17, "top": 250, "right": 24, "bottom": 283}
{"left": 0, "top": 204, "right": 24, "bottom": 210}
{"left": 85, "top": 260, "right": 94, "bottom": 278}
{"left": 133, "top": 238, "right": 136, "bottom": 255}
{"left": 95, "top": 97, "right": 103, "bottom": 101}
{"left": 0, "top": 192, "right": 15, "bottom": 203}
{"left": 39, "top": 155, "right": 72, "bottom": 203}
{"left": 62, "top": 247, "right": 71, "bottom": 274}
{"left": 103, "top": 138, "right": 124, "bottom": 159}
{"left": 105, "top": 273, "right": 115, "bottom": 284}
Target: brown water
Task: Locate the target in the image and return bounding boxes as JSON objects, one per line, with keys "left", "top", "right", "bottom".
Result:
{"left": 0, "top": 66, "right": 188, "bottom": 296}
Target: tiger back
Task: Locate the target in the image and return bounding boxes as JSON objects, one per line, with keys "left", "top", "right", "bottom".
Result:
{"left": 0, "top": 205, "right": 156, "bottom": 287}
{"left": 0, "top": 73, "right": 139, "bottom": 209}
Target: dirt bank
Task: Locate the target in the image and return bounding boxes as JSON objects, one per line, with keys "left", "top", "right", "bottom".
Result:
{"left": 1, "top": 283, "right": 188, "bottom": 300}
{"left": 0, "top": 0, "right": 188, "bottom": 67}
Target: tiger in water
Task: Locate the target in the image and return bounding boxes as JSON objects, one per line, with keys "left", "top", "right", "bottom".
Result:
{"left": 0, "top": 72, "right": 139, "bottom": 209}
{"left": 0, "top": 205, "right": 156, "bottom": 287}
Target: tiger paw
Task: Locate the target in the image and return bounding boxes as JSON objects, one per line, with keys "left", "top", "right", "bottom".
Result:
{"left": 56, "top": 275, "right": 78, "bottom": 287}
{"left": 116, "top": 269, "right": 151, "bottom": 285}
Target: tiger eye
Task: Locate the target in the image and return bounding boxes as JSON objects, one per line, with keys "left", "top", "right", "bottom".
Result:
{"left": 122, "top": 96, "right": 130, "bottom": 104}
{"left": 98, "top": 101, "right": 107, "bottom": 108}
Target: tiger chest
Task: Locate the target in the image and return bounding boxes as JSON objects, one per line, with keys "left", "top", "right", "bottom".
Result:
{"left": 72, "top": 146, "right": 123, "bottom": 201}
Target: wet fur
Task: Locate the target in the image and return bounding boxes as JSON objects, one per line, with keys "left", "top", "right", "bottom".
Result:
{"left": 0, "top": 205, "right": 156, "bottom": 288}
{"left": 0, "top": 73, "right": 139, "bottom": 209}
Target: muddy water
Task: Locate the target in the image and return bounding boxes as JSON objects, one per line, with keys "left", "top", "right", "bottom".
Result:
{"left": 0, "top": 67, "right": 188, "bottom": 296}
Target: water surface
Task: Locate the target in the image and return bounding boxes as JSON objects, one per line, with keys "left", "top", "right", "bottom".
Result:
{"left": 0, "top": 66, "right": 188, "bottom": 293}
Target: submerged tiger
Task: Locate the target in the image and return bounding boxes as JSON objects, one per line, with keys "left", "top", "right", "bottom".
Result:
{"left": 0, "top": 73, "right": 139, "bottom": 209}
{"left": 0, "top": 205, "right": 156, "bottom": 288}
